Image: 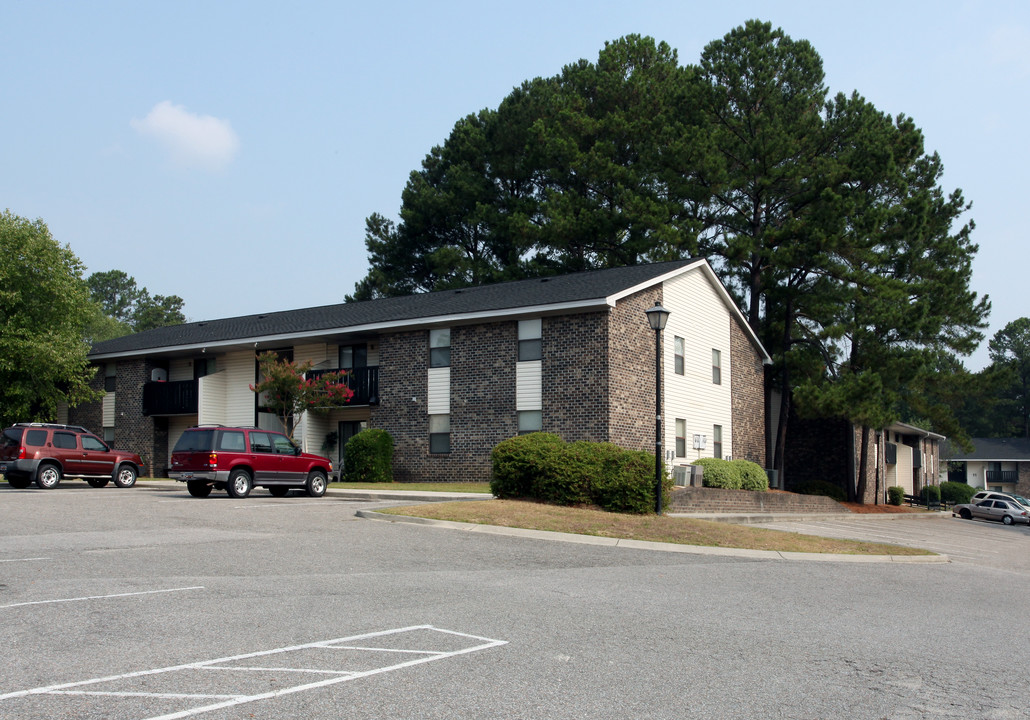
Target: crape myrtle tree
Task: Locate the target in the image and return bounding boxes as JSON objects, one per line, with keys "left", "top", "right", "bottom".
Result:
{"left": 0, "top": 210, "right": 102, "bottom": 426}
{"left": 348, "top": 21, "right": 989, "bottom": 496}
{"left": 250, "top": 351, "right": 355, "bottom": 440}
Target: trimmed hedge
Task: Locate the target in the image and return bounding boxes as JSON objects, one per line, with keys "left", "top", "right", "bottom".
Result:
{"left": 342, "top": 428, "right": 394, "bottom": 483}
{"left": 940, "top": 481, "right": 976, "bottom": 505}
{"left": 887, "top": 486, "right": 905, "bottom": 506}
{"left": 920, "top": 485, "right": 941, "bottom": 504}
{"left": 695, "top": 457, "right": 741, "bottom": 489}
{"left": 733, "top": 459, "right": 769, "bottom": 491}
{"left": 490, "top": 434, "right": 670, "bottom": 514}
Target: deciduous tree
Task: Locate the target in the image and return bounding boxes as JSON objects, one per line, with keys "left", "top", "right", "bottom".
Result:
{"left": 250, "top": 351, "right": 355, "bottom": 438}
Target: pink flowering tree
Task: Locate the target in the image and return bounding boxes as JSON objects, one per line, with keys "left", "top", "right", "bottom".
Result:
{"left": 250, "top": 351, "right": 355, "bottom": 439}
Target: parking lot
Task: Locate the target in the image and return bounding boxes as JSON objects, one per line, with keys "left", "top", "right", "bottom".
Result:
{"left": 3, "top": 481, "right": 1030, "bottom": 719}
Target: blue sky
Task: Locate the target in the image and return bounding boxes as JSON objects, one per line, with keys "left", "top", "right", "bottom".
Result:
{"left": 3, "top": 1, "right": 1026, "bottom": 369}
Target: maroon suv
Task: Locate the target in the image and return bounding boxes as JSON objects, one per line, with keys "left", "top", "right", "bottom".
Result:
{"left": 168, "top": 425, "right": 332, "bottom": 499}
{"left": 1, "top": 423, "right": 144, "bottom": 489}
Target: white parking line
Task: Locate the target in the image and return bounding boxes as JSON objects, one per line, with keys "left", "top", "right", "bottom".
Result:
{"left": 0, "top": 585, "right": 205, "bottom": 609}
{"left": 0, "top": 557, "right": 51, "bottom": 563}
{"left": 0, "top": 625, "right": 508, "bottom": 720}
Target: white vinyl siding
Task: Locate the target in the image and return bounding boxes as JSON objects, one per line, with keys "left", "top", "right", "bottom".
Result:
{"left": 102, "top": 393, "right": 116, "bottom": 427}
{"left": 516, "top": 361, "right": 542, "bottom": 411}
{"left": 169, "top": 358, "right": 194, "bottom": 382}
{"left": 428, "top": 367, "right": 450, "bottom": 415}
{"left": 207, "top": 350, "right": 257, "bottom": 427}
{"left": 662, "top": 269, "right": 733, "bottom": 461}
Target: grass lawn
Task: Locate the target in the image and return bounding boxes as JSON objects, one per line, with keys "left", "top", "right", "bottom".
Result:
{"left": 376, "top": 499, "right": 935, "bottom": 556}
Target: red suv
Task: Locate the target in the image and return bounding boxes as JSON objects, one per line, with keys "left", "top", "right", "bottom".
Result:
{"left": 168, "top": 425, "right": 332, "bottom": 499}
{"left": 1, "top": 423, "right": 144, "bottom": 489}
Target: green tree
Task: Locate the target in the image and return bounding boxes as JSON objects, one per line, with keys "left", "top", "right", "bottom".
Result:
{"left": 0, "top": 210, "right": 102, "bottom": 425}
{"left": 87, "top": 269, "right": 186, "bottom": 333}
{"left": 987, "top": 318, "right": 1030, "bottom": 438}
{"left": 250, "top": 351, "right": 355, "bottom": 438}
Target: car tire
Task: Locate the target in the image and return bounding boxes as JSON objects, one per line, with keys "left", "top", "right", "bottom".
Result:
{"left": 87, "top": 478, "right": 110, "bottom": 488}
{"left": 959, "top": 508, "right": 972, "bottom": 520}
{"left": 187, "top": 480, "right": 212, "bottom": 498}
{"left": 6, "top": 475, "right": 32, "bottom": 489}
{"left": 226, "top": 469, "right": 252, "bottom": 498}
{"left": 268, "top": 486, "right": 290, "bottom": 497}
{"left": 306, "top": 470, "right": 327, "bottom": 498}
{"left": 1003, "top": 514, "right": 1014, "bottom": 525}
{"left": 36, "top": 464, "right": 61, "bottom": 489}
{"left": 114, "top": 465, "right": 137, "bottom": 488}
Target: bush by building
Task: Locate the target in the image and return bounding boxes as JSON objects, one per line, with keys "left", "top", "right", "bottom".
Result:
{"left": 939, "top": 481, "right": 976, "bottom": 505}
{"left": 342, "top": 428, "right": 394, "bottom": 483}
{"left": 733, "top": 459, "right": 769, "bottom": 491}
{"left": 887, "top": 486, "right": 905, "bottom": 506}
{"left": 694, "top": 457, "right": 741, "bottom": 489}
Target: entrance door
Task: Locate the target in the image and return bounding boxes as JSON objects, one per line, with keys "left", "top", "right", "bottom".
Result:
{"left": 338, "top": 420, "right": 367, "bottom": 474}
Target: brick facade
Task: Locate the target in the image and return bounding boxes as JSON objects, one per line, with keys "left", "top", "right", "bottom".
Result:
{"left": 542, "top": 311, "right": 610, "bottom": 443}
{"left": 729, "top": 316, "right": 766, "bottom": 466}
{"left": 606, "top": 289, "right": 659, "bottom": 452}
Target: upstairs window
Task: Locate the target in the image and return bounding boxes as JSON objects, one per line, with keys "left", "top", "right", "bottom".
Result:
{"left": 674, "top": 337, "right": 685, "bottom": 375}
{"left": 712, "top": 349, "right": 722, "bottom": 385}
{"left": 104, "top": 363, "right": 117, "bottom": 392}
{"left": 518, "top": 319, "right": 542, "bottom": 361}
{"left": 430, "top": 329, "right": 451, "bottom": 368}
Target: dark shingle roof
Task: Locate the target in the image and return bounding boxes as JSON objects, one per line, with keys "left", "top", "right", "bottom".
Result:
{"left": 942, "top": 438, "right": 1030, "bottom": 462}
{"left": 90, "top": 260, "right": 697, "bottom": 358}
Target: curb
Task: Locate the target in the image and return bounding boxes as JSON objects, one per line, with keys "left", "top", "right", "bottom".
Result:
{"left": 355, "top": 510, "right": 949, "bottom": 564}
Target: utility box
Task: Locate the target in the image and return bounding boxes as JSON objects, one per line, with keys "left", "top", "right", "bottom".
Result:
{"left": 689, "top": 465, "right": 704, "bottom": 487}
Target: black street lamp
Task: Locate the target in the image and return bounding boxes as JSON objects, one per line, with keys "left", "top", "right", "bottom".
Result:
{"left": 645, "top": 301, "right": 671, "bottom": 514}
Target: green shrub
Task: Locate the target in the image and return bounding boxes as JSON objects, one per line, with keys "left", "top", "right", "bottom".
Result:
{"left": 591, "top": 447, "right": 668, "bottom": 514}
{"left": 490, "top": 433, "right": 564, "bottom": 499}
{"left": 733, "top": 460, "right": 769, "bottom": 491}
{"left": 532, "top": 441, "right": 595, "bottom": 506}
{"left": 792, "top": 478, "right": 847, "bottom": 502}
{"left": 695, "top": 457, "right": 741, "bottom": 489}
{"left": 342, "top": 429, "right": 393, "bottom": 483}
{"left": 939, "top": 481, "right": 976, "bottom": 505}
{"left": 887, "top": 486, "right": 905, "bottom": 506}
{"left": 920, "top": 485, "right": 941, "bottom": 504}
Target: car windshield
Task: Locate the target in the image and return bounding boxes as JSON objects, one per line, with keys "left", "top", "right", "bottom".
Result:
{"left": 1012, "top": 495, "right": 1030, "bottom": 507}
{"left": 173, "top": 430, "right": 214, "bottom": 453}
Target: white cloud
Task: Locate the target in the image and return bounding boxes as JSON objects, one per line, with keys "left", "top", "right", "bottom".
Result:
{"left": 131, "top": 101, "right": 240, "bottom": 171}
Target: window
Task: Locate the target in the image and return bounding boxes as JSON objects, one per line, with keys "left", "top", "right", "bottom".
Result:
{"left": 218, "top": 431, "right": 246, "bottom": 452}
{"left": 712, "top": 349, "right": 722, "bottom": 385}
{"left": 82, "top": 436, "right": 107, "bottom": 452}
{"left": 430, "top": 329, "right": 451, "bottom": 368}
{"left": 518, "top": 319, "right": 542, "bottom": 361}
{"left": 103, "top": 427, "right": 114, "bottom": 444}
{"left": 194, "top": 358, "right": 215, "bottom": 379}
{"left": 273, "top": 434, "right": 297, "bottom": 455}
{"left": 675, "top": 419, "right": 686, "bottom": 457}
{"left": 104, "top": 363, "right": 117, "bottom": 392}
{"left": 674, "top": 337, "right": 685, "bottom": 375}
{"left": 53, "top": 432, "right": 78, "bottom": 450}
{"left": 713, "top": 425, "right": 723, "bottom": 460}
{"left": 340, "top": 344, "right": 367, "bottom": 369}
{"left": 429, "top": 414, "right": 450, "bottom": 453}
{"left": 518, "top": 410, "right": 542, "bottom": 435}
{"left": 249, "top": 432, "right": 274, "bottom": 453}
{"left": 25, "top": 429, "right": 47, "bottom": 447}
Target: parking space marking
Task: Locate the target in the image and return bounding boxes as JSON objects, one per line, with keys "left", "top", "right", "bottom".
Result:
{"left": 0, "top": 585, "right": 205, "bottom": 609}
{"left": 0, "top": 557, "right": 51, "bottom": 563}
{"left": 0, "top": 625, "right": 508, "bottom": 720}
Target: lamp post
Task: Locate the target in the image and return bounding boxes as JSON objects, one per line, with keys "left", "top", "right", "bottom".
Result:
{"left": 645, "top": 301, "right": 671, "bottom": 514}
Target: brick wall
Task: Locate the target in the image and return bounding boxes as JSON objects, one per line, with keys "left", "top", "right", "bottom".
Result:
{"left": 115, "top": 359, "right": 163, "bottom": 475}
{"left": 729, "top": 316, "right": 766, "bottom": 466}
{"left": 371, "top": 330, "right": 429, "bottom": 481}
{"left": 68, "top": 365, "right": 103, "bottom": 435}
{"left": 606, "top": 289, "right": 659, "bottom": 452}
{"left": 542, "top": 311, "right": 610, "bottom": 443}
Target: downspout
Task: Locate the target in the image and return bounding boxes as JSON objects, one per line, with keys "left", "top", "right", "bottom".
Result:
{"left": 874, "top": 432, "right": 882, "bottom": 505}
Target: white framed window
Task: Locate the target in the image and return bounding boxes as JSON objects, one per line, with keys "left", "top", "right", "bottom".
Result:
{"left": 674, "top": 337, "right": 685, "bottom": 375}
{"left": 518, "top": 410, "right": 542, "bottom": 435}
{"left": 518, "top": 319, "right": 542, "bottom": 361}
{"left": 429, "top": 414, "right": 451, "bottom": 453}
{"left": 430, "top": 329, "right": 451, "bottom": 368}
{"left": 712, "top": 349, "right": 722, "bottom": 385}
{"left": 675, "top": 419, "right": 686, "bottom": 457}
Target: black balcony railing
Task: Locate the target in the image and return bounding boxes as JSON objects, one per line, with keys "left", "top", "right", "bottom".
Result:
{"left": 308, "top": 367, "right": 379, "bottom": 406}
{"left": 986, "top": 470, "right": 1019, "bottom": 484}
{"left": 142, "top": 380, "right": 198, "bottom": 416}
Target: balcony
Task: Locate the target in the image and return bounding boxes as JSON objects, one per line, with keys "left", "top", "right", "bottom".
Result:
{"left": 308, "top": 367, "right": 379, "bottom": 406}
{"left": 142, "top": 380, "right": 198, "bottom": 416}
{"left": 986, "top": 470, "right": 1019, "bottom": 484}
